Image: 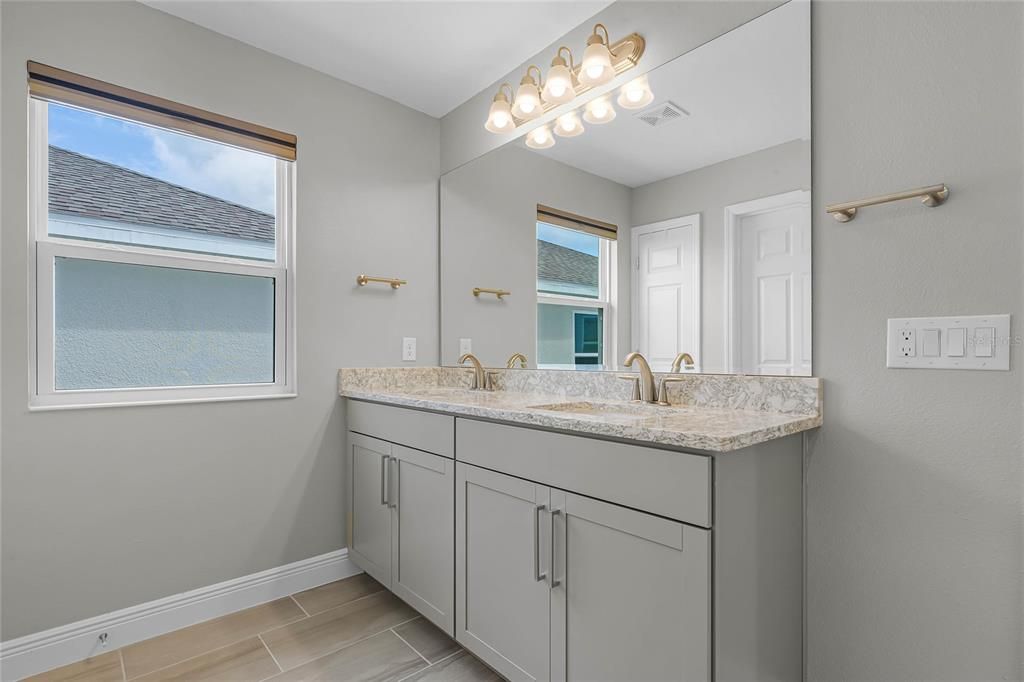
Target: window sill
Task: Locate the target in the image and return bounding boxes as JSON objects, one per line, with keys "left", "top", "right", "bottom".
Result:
{"left": 28, "top": 391, "right": 298, "bottom": 412}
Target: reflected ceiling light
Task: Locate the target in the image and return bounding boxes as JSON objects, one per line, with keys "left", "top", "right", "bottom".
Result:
{"left": 484, "top": 83, "right": 515, "bottom": 133}
{"left": 617, "top": 75, "right": 654, "bottom": 110}
{"left": 525, "top": 125, "right": 556, "bottom": 149}
{"left": 583, "top": 96, "right": 616, "bottom": 125}
{"left": 578, "top": 24, "right": 614, "bottom": 87}
{"left": 554, "top": 111, "right": 584, "bottom": 138}
{"left": 541, "top": 47, "right": 576, "bottom": 106}
{"left": 511, "top": 66, "right": 543, "bottom": 120}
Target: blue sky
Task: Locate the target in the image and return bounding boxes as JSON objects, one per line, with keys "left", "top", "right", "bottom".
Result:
{"left": 48, "top": 103, "right": 276, "bottom": 213}
{"left": 537, "top": 222, "right": 600, "bottom": 256}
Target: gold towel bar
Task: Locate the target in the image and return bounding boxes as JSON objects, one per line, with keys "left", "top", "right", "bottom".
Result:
{"left": 473, "top": 287, "right": 511, "bottom": 300}
{"left": 826, "top": 184, "right": 949, "bottom": 222}
{"left": 357, "top": 275, "right": 406, "bottom": 289}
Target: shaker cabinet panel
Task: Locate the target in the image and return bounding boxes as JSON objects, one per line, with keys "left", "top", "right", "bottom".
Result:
{"left": 551, "top": 490, "right": 711, "bottom": 682}
{"left": 391, "top": 445, "right": 455, "bottom": 634}
{"left": 455, "top": 463, "right": 552, "bottom": 682}
{"left": 349, "top": 432, "right": 393, "bottom": 587}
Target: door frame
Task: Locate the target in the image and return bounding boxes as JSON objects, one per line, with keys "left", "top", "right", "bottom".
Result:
{"left": 630, "top": 214, "right": 702, "bottom": 368}
{"left": 722, "top": 189, "right": 811, "bottom": 373}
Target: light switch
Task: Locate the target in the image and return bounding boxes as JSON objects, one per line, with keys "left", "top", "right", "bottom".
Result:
{"left": 459, "top": 338, "right": 472, "bottom": 356}
{"left": 921, "top": 329, "right": 940, "bottom": 357}
{"left": 974, "top": 327, "right": 995, "bottom": 357}
{"left": 947, "top": 328, "right": 966, "bottom": 357}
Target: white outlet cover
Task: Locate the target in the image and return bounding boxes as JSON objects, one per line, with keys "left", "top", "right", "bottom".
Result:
{"left": 886, "top": 314, "right": 1011, "bottom": 370}
{"left": 459, "top": 338, "right": 472, "bottom": 355}
{"left": 402, "top": 337, "right": 416, "bottom": 362}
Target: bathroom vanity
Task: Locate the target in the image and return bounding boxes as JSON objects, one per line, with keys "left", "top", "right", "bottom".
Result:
{"left": 340, "top": 367, "right": 820, "bottom": 681}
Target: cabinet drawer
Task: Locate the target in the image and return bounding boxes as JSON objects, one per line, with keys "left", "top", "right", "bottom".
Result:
{"left": 456, "top": 418, "right": 710, "bottom": 527}
{"left": 348, "top": 400, "right": 454, "bottom": 458}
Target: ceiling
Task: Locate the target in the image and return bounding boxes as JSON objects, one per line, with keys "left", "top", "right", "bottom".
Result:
{"left": 143, "top": 1, "right": 611, "bottom": 118}
{"left": 526, "top": 1, "right": 810, "bottom": 187}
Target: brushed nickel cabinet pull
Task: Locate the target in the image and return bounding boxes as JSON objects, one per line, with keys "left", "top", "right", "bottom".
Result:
{"left": 380, "top": 455, "right": 389, "bottom": 506}
{"left": 534, "top": 503, "right": 548, "bottom": 583}
{"left": 550, "top": 508, "right": 563, "bottom": 588}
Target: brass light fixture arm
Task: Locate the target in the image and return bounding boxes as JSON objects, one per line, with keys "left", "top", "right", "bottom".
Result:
{"left": 591, "top": 23, "right": 610, "bottom": 46}
{"left": 555, "top": 46, "right": 575, "bottom": 70}
{"left": 525, "top": 64, "right": 544, "bottom": 88}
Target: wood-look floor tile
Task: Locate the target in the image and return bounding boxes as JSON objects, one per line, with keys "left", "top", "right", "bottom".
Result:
{"left": 399, "top": 651, "right": 501, "bottom": 682}
{"left": 131, "top": 638, "right": 277, "bottom": 682}
{"left": 265, "top": 630, "right": 426, "bottom": 682}
{"left": 261, "top": 591, "right": 417, "bottom": 671}
{"left": 23, "top": 650, "right": 123, "bottom": 682}
{"left": 291, "top": 574, "right": 383, "bottom": 616}
{"left": 392, "top": 619, "right": 459, "bottom": 664}
{"left": 121, "top": 598, "right": 305, "bottom": 679}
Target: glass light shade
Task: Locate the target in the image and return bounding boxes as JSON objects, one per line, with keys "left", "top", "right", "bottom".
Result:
{"left": 578, "top": 41, "right": 614, "bottom": 86}
{"left": 525, "top": 125, "right": 555, "bottom": 149}
{"left": 511, "top": 79, "right": 542, "bottom": 119}
{"left": 542, "top": 62, "right": 575, "bottom": 105}
{"left": 554, "top": 111, "right": 584, "bottom": 138}
{"left": 617, "top": 77, "right": 654, "bottom": 110}
{"left": 583, "top": 97, "right": 616, "bottom": 124}
{"left": 485, "top": 96, "right": 515, "bottom": 133}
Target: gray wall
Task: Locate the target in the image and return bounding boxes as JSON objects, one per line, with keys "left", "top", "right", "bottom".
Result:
{"left": 440, "top": 145, "right": 631, "bottom": 369}
{"left": 632, "top": 139, "right": 810, "bottom": 373}
{"left": 1, "top": 1, "right": 439, "bottom": 639}
{"left": 808, "top": 2, "right": 1022, "bottom": 680}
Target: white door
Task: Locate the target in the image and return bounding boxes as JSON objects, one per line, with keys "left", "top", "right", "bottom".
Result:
{"left": 549, "top": 489, "right": 711, "bottom": 682}
{"left": 631, "top": 215, "right": 701, "bottom": 372}
{"left": 735, "top": 194, "right": 811, "bottom": 375}
{"left": 455, "top": 463, "right": 552, "bottom": 682}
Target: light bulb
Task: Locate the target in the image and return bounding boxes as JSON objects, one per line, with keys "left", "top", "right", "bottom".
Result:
{"left": 616, "top": 76, "right": 654, "bottom": 110}
{"left": 511, "top": 74, "right": 542, "bottom": 120}
{"left": 520, "top": 99, "right": 536, "bottom": 114}
{"left": 526, "top": 125, "right": 555, "bottom": 150}
{"left": 542, "top": 56, "right": 575, "bottom": 106}
{"left": 554, "top": 111, "right": 584, "bottom": 138}
{"left": 549, "top": 82, "right": 567, "bottom": 98}
{"left": 585, "top": 64, "right": 604, "bottom": 80}
{"left": 493, "top": 110, "right": 509, "bottom": 128}
{"left": 583, "top": 96, "right": 616, "bottom": 125}
{"left": 485, "top": 92, "right": 515, "bottom": 133}
{"left": 578, "top": 28, "right": 613, "bottom": 87}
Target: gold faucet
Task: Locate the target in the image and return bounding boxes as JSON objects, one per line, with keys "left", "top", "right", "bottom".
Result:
{"left": 506, "top": 352, "right": 528, "bottom": 369}
{"left": 623, "top": 352, "right": 658, "bottom": 403}
{"left": 671, "top": 352, "right": 695, "bottom": 373}
{"left": 459, "top": 353, "right": 487, "bottom": 390}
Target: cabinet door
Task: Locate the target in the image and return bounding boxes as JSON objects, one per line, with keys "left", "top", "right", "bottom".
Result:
{"left": 550, "top": 490, "right": 711, "bottom": 682}
{"left": 391, "top": 445, "right": 455, "bottom": 635}
{"left": 348, "top": 432, "right": 392, "bottom": 588}
{"left": 456, "top": 463, "right": 552, "bottom": 682}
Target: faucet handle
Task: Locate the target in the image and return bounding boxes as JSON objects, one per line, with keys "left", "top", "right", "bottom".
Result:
{"left": 485, "top": 371, "right": 500, "bottom": 391}
{"left": 656, "top": 376, "right": 689, "bottom": 406}
{"left": 616, "top": 374, "right": 642, "bottom": 402}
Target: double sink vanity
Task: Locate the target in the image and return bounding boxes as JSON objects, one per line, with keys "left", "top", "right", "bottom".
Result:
{"left": 339, "top": 364, "right": 821, "bottom": 681}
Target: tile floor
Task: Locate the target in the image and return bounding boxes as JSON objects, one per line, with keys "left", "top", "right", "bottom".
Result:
{"left": 25, "top": 574, "right": 502, "bottom": 682}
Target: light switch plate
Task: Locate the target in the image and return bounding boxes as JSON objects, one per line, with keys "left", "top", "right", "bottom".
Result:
{"left": 459, "top": 338, "right": 472, "bottom": 356}
{"left": 887, "top": 314, "right": 1011, "bottom": 370}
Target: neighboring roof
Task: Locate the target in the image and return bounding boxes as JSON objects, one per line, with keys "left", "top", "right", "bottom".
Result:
{"left": 47, "top": 146, "right": 274, "bottom": 242}
{"left": 537, "top": 239, "right": 598, "bottom": 288}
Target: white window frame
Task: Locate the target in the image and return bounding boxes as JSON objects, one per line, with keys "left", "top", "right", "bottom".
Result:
{"left": 536, "top": 230, "right": 615, "bottom": 370}
{"left": 28, "top": 99, "right": 297, "bottom": 410}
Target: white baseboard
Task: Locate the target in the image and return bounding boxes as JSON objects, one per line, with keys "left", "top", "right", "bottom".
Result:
{"left": 0, "top": 548, "right": 359, "bottom": 681}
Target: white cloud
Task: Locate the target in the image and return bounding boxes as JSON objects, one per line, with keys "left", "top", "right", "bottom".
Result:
{"left": 144, "top": 129, "right": 276, "bottom": 214}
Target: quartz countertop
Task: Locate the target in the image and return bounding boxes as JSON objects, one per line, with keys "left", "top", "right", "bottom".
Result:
{"left": 339, "top": 368, "right": 822, "bottom": 453}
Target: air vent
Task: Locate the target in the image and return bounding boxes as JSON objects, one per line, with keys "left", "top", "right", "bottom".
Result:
{"left": 634, "top": 101, "right": 689, "bottom": 128}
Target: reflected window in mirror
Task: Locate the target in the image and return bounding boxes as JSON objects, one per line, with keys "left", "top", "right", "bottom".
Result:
{"left": 536, "top": 219, "right": 612, "bottom": 370}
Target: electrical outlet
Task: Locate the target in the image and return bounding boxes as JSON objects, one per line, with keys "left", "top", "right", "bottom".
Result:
{"left": 402, "top": 337, "right": 416, "bottom": 362}
{"left": 459, "top": 338, "right": 472, "bottom": 356}
{"left": 898, "top": 328, "right": 916, "bottom": 357}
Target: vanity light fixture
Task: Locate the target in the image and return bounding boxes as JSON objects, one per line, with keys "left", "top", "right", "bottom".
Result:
{"left": 617, "top": 75, "right": 654, "bottom": 110}
{"left": 554, "top": 111, "right": 584, "bottom": 137}
{"left": 511, "top": 66, "right": 543, "bottom": 120}
{"left": 482, "top": 26, "right": 645, "bottom": 134}
{"left": 485, "top": 83, "right": 515, "bottom": 133}
{"left": 578, "top": 24, "right": 615, "bottom": 87}
{"left": 526, "top": 124, "right": 556, "bottom": 149}
{"left": 541, "top": 47, "right": 576, "bottom": 105}
{"left": 583, "top": 96, "right": 616, "bottom": 124}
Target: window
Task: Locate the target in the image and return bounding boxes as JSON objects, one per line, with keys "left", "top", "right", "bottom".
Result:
{"left": 536, "top": 207, "right": 615, "bottom": 370}
{"left": 29, "top": 63, "right": 296, "bottom": 408}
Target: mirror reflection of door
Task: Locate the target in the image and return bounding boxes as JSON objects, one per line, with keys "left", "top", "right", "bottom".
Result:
{"left": 726, "top": 190, "right": 811, "bottom": 375}
{"left": 631, "top": 215, "right": 701, "bottom": 372}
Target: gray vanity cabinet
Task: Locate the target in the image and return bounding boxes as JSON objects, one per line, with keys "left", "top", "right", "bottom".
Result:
{"left": 549, "top": 489, "right": 710, "bottom": 682}
{"left": 346, "top": 408, "right": 456, "bottom": 635}
{"left": 455, "top": 463, "right": 552, "bottom": 682}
